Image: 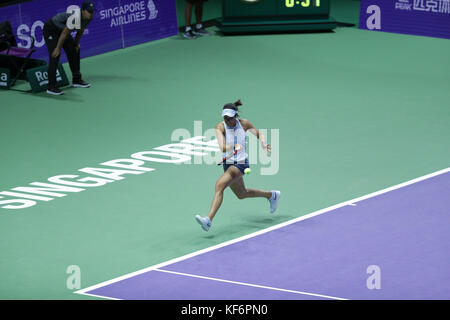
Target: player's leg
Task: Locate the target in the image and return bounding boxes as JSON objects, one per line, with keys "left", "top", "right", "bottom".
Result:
{"left": 193, "top": 0, "right": 211, "bottom": 36}
{"left": 63, "top": 36, "right": 89, "bottom": 88}
{"left": 229, "top": 172, "right": 281, "bottom": 213}
{"left": 43, "top": 22, "right": 62, "bottom": 95}
{"left": 229, "top": 175, "right": 272, "bottom": 200}
{"left": 194, "top": 0, "right": 203, "bottom": 24}
{"left": 195, "top": 166, "right": 242, "bottom": 231}
{"left": 207, "top": 166, "right": 242, "bottom": 221}
{"left": 183, "top": 0, "right": 196, "bottom": 39}
{"left": 185, "top": 1, "right": 193, "bottom": 27}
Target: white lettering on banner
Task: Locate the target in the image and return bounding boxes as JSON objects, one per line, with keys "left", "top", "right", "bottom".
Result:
{"left": 34, "top": 69, "right": 62, "bottom": 86}
{"left": 16, "top": 21, "right": 45, "bottom": 48}
{"left": 110, "top": 13, "right": 146, "bottom": 27}
{"left": 366, "top": 5, "right": 381, "bottom": 30}
{"left": 414, "top": 0, "right": 438, "bottom": 11}
{"left": 35, "top": 71, "right": 45, "bottom": 82}
{"left": 0, "top": 72, "right": 8, "bottom": 86}
{"left": 100, "top": 0, "right": 158, "bottom": 28}
{"left": 428, "top": 0, "right": 439, "bottom": 11}
{"left": 441, "top": 0, "right": 450, "bottom": 13}
{"left": 0, "top": 137, "right": 220, "bottom": 210}
{"left": 396, "top": 0, "right": 450, "bottom": 13}
{"left": 17, "top": 22, "right": 45, "bottom": 48}
{"left": 395, "top": 0, "right": 412, "bottom": 10}
{"left": 148, "top": 0, "right": 159, "bottom": 19}
{"left": 414, "top": 0, "right": 428, "bottom": 10}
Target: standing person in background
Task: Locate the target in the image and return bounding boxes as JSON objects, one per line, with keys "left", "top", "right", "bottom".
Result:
{"left": 43, "top": 0, "right": 95, "bottom": 95}
{"left": 183, "top": 0, "right": 211, "bottom": 39}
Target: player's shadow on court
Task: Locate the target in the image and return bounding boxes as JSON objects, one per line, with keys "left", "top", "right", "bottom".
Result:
{"left": 200, "top": 214, "right": 293, "bottom": 240}
{"left": 11, "top": 87, "right": 86, "bottom": 103}
{"left": 240, "top": 214, "right": 293, "bottom": 227}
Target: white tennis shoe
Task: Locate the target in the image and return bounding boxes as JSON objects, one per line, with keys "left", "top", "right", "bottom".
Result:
{"left": 195, "top": 215, "right": 211, "bottom": 231}
{"left": 269, "top": 190, "right": 281, "bottom": 213}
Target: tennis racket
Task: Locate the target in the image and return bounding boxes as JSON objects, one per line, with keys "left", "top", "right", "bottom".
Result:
{"left": 217, "top": 145, "right": 242, "bottom": 166}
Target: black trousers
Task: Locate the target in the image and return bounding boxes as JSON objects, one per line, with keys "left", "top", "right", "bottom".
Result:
{"left": 43, "top": 21, "right": 81, "bottom": 88}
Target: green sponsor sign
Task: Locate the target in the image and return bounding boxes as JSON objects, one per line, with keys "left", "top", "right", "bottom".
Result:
{"left": 0, "top": 68, "right": 11, "bottom": 90}
{"left": 26, "top": 63, "right": 69, "bottom": 93}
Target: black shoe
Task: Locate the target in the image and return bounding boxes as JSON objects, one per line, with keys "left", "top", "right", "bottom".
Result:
{"left": 46, "top": 86, "right": 64, "bottom": 95}
{"left": 73, "top": 79, "right": 91, "bottom": 88}
{"left": 183, "top": 29, "right": 197, "bottom": 39}
{"left": 193, "top": 27, "right": 211, "bottom": 36}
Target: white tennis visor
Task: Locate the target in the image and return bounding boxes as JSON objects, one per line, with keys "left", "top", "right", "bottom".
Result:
{"left": 221, "top": 109, "right": 237, "bottom": 118}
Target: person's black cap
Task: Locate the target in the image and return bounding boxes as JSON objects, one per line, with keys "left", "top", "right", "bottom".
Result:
{"left": 81, "top": 0, "right": 95, "bottom": 13}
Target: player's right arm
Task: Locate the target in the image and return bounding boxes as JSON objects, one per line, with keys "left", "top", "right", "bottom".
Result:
{"left": 215, "top": 122, "right": 234, "bottom": 153}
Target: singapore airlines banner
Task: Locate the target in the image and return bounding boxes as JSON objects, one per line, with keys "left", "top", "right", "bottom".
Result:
{"left": 359, "top": 0, "right": 450, "bottom": 39}
{"left": 0, "top": 0, "right": 178, "bottom": 62}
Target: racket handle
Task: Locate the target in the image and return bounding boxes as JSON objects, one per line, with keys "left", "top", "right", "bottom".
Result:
{"left": 217, "top": 150, "right": 238, "bottom": 165}
{"left": 217, "top": 157, "right": 226, "bottom": 166}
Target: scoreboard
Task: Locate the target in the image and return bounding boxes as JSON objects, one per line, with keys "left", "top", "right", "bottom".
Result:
{"left": 218, "top": 0, "right": 336, "bottom": 34}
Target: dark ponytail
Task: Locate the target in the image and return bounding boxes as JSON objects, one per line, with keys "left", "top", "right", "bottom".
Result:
{"left": 223, "top": 99, "right": 243, "bottom": 117}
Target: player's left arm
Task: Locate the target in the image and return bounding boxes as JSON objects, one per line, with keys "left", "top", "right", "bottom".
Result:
{"left": 242, "top": 119, "right": 271, "bottom": 153}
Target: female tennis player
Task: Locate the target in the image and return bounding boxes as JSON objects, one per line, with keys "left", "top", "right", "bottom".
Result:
{"left": 195, "top": 100, "right": 281, "bottom": 231}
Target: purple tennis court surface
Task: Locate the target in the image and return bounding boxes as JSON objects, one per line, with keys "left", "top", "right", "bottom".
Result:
{"left": 80, "top": 170, "right": 450, "bottom": 300}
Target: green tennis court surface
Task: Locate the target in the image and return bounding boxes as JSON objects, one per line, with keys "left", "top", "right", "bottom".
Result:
{"left": 1, "top": 0, "right": 449, "bottom": 299}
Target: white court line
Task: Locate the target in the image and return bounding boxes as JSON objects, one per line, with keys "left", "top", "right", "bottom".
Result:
{"left": 153, "top": 269, "right": 348, "bottom": 300}
{"left": 75, "top": 167, "right": 450, "bottom": 298}
{"left": 78, "top": 292, "right": 121, "bottom": 300}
